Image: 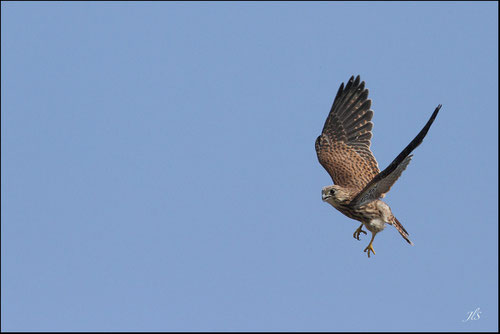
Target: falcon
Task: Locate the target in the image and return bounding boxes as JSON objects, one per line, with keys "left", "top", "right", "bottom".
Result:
{"left": 315, "top": 75, "right": 441, "bottom": 258}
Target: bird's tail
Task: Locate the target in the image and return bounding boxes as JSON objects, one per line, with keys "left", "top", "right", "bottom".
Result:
{"left": 391, "top": 216, "right": 414, "bottom": 246}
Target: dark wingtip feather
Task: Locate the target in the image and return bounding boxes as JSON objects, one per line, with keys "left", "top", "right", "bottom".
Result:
{"left": 353, "top": 75, "right": 360, "bottom": 86}
{"left": 433, "top": 104, "right": 442, "bottom": 118}
{"left": 419, "top": 104, "right": 441, "bottom": 139}
{"left": 358, "top": 81, "right": 365, "bottom": 92}
{"left": 334, "top": 82, "right": 344, "bottom": 101}
{"left": 345, "top": 76, "right": 354, "bottom": 91}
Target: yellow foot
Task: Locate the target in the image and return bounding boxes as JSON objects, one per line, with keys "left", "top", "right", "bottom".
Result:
{"left": 353, "top": 224, "right": 367, "bottom": 240}
{"left": 364, "top": 243, "right": 376, "bottom": 258}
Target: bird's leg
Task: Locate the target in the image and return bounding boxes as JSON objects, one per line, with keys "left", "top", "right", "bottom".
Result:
{"left": 364, "top": 233, "right": 377, "bottom": 258}
{"left": 353, "top": 224, "right": 367, "bottom": 240}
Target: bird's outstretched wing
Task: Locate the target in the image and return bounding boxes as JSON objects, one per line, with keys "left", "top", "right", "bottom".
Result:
{"left": 349, "top": 104, "right": 442, "bottom": 208}
{"left": 315, "top": 75, "right": 380, "bottom": 191}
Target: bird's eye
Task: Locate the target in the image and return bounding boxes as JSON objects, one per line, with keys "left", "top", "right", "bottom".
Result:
{"left": 329, "top": 189, "right": 335, "bottom": 195}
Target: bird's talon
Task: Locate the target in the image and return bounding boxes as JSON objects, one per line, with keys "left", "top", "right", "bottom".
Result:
{"left": 364, "top": 243, "right": 376, "bottom": 258}
{"left": 353, "top": 225, "right": 367, "bottom": 240}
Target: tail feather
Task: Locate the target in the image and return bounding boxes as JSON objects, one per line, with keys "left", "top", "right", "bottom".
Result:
{"left": 392, "top": 216, "right": 414, "bottom": 245}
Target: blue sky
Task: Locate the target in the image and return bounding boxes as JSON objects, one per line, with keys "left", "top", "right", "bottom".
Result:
{"left": 1, "top": 1, "right": 498, "bottom": 332}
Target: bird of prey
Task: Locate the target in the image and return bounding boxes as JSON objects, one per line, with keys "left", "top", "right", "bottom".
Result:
{"left": 315, "top": 75, "right": 441, "bottom": 258}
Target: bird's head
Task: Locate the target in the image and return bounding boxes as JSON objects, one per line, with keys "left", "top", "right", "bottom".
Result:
{"left": 322, "top": 185, "right": 351, "bottom": 205}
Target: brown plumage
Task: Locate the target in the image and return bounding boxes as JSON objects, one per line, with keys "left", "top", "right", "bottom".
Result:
{"left": 316, "top": 75, "right": 441, "bottom": 258}
{"left": 315, "top": 75, "right": 379, "bottom": 190}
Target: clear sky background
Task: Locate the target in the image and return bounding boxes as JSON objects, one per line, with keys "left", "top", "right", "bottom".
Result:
{"left": 1, "top": 1, "right": 498, "bottom": 332}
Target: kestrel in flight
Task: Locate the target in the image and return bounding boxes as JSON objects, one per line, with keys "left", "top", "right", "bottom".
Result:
{"left": 315, "top": 75, "right": 441, "bottom": 258}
